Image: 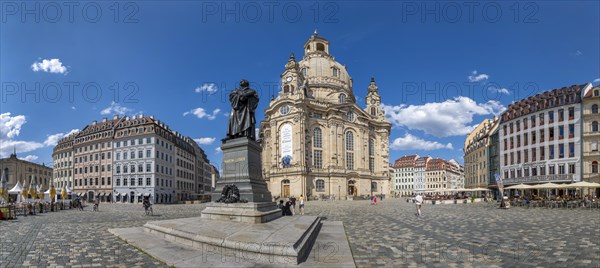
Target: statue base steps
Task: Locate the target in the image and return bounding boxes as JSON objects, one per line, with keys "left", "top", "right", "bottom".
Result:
{"left": 200, "top": 202, "right": 281, "bottom": 223}
{"left": 110, "top": 215, "right": 334, "bottom": 265}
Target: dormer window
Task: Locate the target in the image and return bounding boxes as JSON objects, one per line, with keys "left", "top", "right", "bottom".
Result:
{"left": 339, "top": 93, "right": 346, "bottom": 104}
{"left": 332, "top": 67, "right": 339, "bottom": 78}
{"left": 316, "top": 43, "right": 325, "bottom": 51}
{"left": 595, "top": 90, "right": 599, "bottom": 97}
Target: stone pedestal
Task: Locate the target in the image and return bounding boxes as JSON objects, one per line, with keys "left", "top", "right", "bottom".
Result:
{"left": 203, "top": 137, "right": 280, "bottom": 223}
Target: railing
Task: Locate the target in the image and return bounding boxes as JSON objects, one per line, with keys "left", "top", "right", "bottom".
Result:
{"left": 504, "top": 174, "right": 574, "bottom": 184}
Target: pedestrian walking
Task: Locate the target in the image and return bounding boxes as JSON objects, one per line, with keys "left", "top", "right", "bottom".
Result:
{"left": 373, "top": 195, "right": 377, "bottom": 205}
{"left": 299, "top": 194, "right": 305, "bottom": 215}
{"left": 290, "top": 196, "right": 297, "bottom": 215}
{"left": 93, "top": 199, "right": 99, "bottom": 211}
{"left": 414, "top": 193, "right": 423, "bottom": 216}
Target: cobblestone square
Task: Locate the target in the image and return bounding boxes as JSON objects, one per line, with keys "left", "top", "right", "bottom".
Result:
{"left": 1, "top": 199, "right": 599, "bottom": 267}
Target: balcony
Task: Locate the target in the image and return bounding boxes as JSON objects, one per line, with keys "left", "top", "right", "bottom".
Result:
{"left": 504, "top": 174, "right": 574, "bottom": 184}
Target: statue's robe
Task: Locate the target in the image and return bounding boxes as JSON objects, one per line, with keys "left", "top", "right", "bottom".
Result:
{"left": 227, "top": 88, "right": 259, "bottom": 139}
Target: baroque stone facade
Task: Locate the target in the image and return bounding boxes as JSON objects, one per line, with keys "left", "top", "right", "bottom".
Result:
{"left": 499, "top": 83, "right": 591, "bottom": 185}
{"left": 260, "top": 33, "right": 391, "bottom": 200}
{"left": 463, "top": 117, "right": 499, "bottom": 188}
{"left": 54, "top": 114, "right": 212, "bottom": 203}
{"left": 1, "top": 150, "right": 53, "bottom": 192}
{"left": 582, "top": 86, "right": 599, "bottom": 187}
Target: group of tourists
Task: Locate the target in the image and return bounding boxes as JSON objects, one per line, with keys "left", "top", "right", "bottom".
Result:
{"left": 277, "top": 195, "right": 305, "bottom": 216}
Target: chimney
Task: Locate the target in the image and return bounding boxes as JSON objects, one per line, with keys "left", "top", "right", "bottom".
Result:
{"left": 139, "top": 113, "right": 144, "bottom": 118}
{"left": 113, "top": 114, "right": 119, "bottom": 120}
{"left": 150, "top": 115, "right": 154, "bottom": 119}
{"left": 102, "top": 118, "right": 107, "bottom": 122}
{"left": 132, "top": 115, "right": 137, "bottom": 120}
{"left": 92, "top": 120, "right": 97, "bottom": 125}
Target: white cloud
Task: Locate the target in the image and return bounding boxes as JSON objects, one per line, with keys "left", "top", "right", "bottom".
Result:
{"left": 390, "top": 133, "right": 453, "bottom": 151}
{"left": 194, "top": 137, "right": 216, "bottom": 145}
{"left": 44, "top": 129, "right": 79, "bottom": 146}
{"left": 215, "top": 147, "right": 222, "bottom": 153}
{"left": 468, "top": 70, "right": 489, "bottom": 82}
{"left": 593, "top": 78, "right": 600, "bottom": 83}
{"left": 574, "top": 50, "right": 583, "bottom": 56}
{"left": 488, "top": 86, "right": 510, "bottom": 95}
{"left": 19, "top": 155, "right": 39, "bottom": 162}
{"left": 0, "top": 140, "right": 44, "bottom": 158}
{"left": 0, "top": 113, "right": 26, "bottom": 139}
{"left": 100, "top": 101, "right": 132, "bottom": 115}
{"left": 382, "top": 97, "right": 505, "bottom": 137}
{"left": 195, "top": 83, "right": 218, "bottom": 94}
{"left": 184, "top": 107, "right": 221, "bottom": 120}
{"left": 31, "top": 58, "right": 68, "bottom": 74}
{"left": 71, "top": 106, "right": 76, "bottom": 110}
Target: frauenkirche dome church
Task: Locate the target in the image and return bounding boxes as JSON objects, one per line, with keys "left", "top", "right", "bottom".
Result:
{"left": 260, "top": 32, "right": 391, "bottom": 200}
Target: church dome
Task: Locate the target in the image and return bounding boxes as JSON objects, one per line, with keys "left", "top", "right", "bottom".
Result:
{"left": 298, "top": 32, "right": 353, "bottom": 96}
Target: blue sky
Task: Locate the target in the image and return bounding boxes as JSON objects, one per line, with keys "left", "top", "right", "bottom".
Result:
{"left": 1, "top": 1, "right": 599, "bottom": 168}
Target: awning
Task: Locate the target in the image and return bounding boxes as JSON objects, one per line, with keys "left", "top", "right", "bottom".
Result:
{"left": 115, "top": 193, "right": 121, "bottom": 197}
{"left": 144, "top": 193, "right": 151, "bottom": 197}
{"left": 137, "top": 193, "right": 143, "bottom": 196}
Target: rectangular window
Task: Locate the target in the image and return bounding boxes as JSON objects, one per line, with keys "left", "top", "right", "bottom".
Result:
{"left": 531, "top": 115, "right": 536, "bottom": 126}
{"left": 549, "top": 165, "right": 555, "bottom": 175}
{"left": 568, "top": 107, "right": 574, "bottom": 119}
{"left": 131, "top": 165, "right": 135, "bottom": 173}
{"left": 516, "top": 120, "right": 520, "bottom": 131}
{"left": 540, "top": 146, "right": 545, "bottom": 160}
{"left": 131, "top": 151, "right": 135, "bottom": 159}
{"left": 123, "top": 152, "right": 127, "bottom": 160}
{"left": 138, "top": 164, "right": 143, "bottom": 172}
{"left": 139, "top": 138, "right": 143, "bottom": 145}
{"left": 107, "top": 165, "right": 111, "bottom": 171}
{"left": 540, "top": 166, "right": 546, "bottom": 175}
{"left": 559, "top": 126, "right": 564, "bottom": 139}
{"left": 517, "top": 136, "right": 521, "bottom": 147}
{"left": 549, "top": 111, "right": 554, "bottom": 122}
{"left": 558, "top": 165, "right": 565, "bottom": 175}
{"left": 569, "top": 124, "right": 574, "bottom": 138}
{"left": 532, "top": 167, "right": 537, "bottom": 176}
{"left": 532, "top": 148, "right": 537, "bottom": 161}
{"left": 124, "top": 165, "right": 128, "bottom": 173}
{"left": 523, "top": 118, "right": 528, "bottom": 129}
{"left": 147, "top": 178, "right": 151, "bottom": 186}
{"left": 146, "top": 163, "right": 151, "bottom": 172}
{"left": 549, "top": 145, "right": 555, "bottom": 159}
{"left": 138, "top": 178, "right": 143, "bottom": 186}
{"left": 559, "top": 144, "right": 564, "bottom": 158}
{"left": 558, "top": 109, "right": 564, "bottom": 121}
{"left": 131, "top": 178, "right": 135, "bottom": 186}
{"left": 510, "top": 152, "right": 514, "bottom": 164}
{"left": 123, "top": 178, "right": 127, "bottom": 186}
{"left": 540, "top": 129, "right": 545, "bottom": 142}
{"left": 524, "top": 133, "right": 528, "bottom": 146}
{"left": 146, "top": 150, "right": 151, "bottom": 158}
{"left": 147, "top": 137, "right": 151, "bottom": 144}
{"left": 524, "top": 149, "right": 528, "bottom": 163}
{"left": 116, "top": 179, "right": 120, "bottom": 186}
{"left": 101, "top": 153, "right": 105, "bottom": 160}
{"left": 569, "top": 164, "right": 575, "bottom": 174}
{"left": 517, "top": 151, "right": 521, "bottom": 163}
{"left": 139, "top": 150, "right": 143, "bottom": 159}
{"left": 116, "top": 152, "right": 120, "bottom": 161}
{"left": 569, "top": 142, "right": 574, "bottom": 157}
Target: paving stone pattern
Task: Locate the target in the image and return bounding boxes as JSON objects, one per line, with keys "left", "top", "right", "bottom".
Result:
{"left": 1, "top": 199, "right": 599, "bottom": 267}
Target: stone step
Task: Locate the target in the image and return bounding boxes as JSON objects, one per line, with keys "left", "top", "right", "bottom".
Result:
{"left": 109, "top": 219, "right": 355, "bottom": 267}
{"left": 141, "top": 216, "right": 322, "bottom": 264}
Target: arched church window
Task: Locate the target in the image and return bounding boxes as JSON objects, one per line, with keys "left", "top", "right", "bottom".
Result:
{"left": 371, "top": 107, "right": 376, "bottom": 116}
{"left": 346, "top": 110, "right": 354, "bottom": 122}
{"left": 283, "top": 85, "right": 289, "bottom": 94}
{"left": 313, "top": 128, "right": 322, "bottom": 148}
{"left": 339, "top": 94, "right": 346, "bottom": 104}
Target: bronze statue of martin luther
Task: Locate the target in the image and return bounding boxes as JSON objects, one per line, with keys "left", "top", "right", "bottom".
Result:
{"left": 224, "top": 79, "right": 259, "bottom": 141}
